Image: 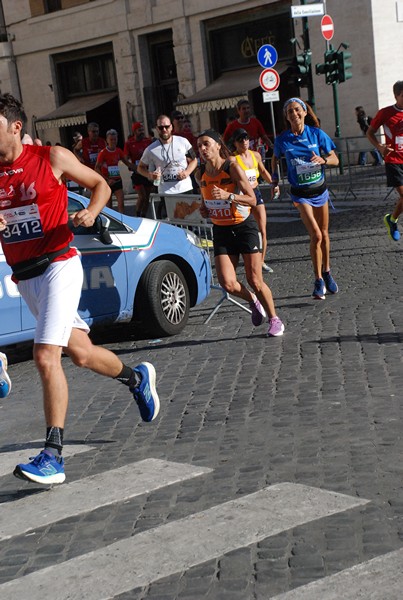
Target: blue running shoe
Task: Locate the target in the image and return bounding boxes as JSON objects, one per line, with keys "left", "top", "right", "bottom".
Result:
{"left": 312, "top": 278, "right": 326, "bottom": 300}
{"left": 0, "top": 352, "right": 11, "bottom": 399}
{"left": 14, "top": 449, "right": 65, "bottom": 484}
{"left": 322, "top": 270, "right": 339, "bottom": 294}
{"left": 384, "top": 214, "right": 400, "bottom": 241}
{"left": 131, "top": 362, "right": 160, "bottom": 422}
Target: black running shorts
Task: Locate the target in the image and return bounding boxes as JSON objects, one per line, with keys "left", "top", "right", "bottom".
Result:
{"left": 213, "top": 215, "right": 260, "bottom": 257}
{"left": 385, "top": 163, "right": 403, "bottom": 188}
{"left": 131, "top": 172, "right": 153, "bottom": 188}
{"left": 110, "top": 179, "right": 123, "bottom": 192}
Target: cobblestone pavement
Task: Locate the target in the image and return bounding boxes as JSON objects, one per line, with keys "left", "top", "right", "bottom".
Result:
{"left": 0, "top": 191, "right": 402, "bottom": 599}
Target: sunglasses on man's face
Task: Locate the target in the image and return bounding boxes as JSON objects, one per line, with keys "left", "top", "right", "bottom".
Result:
{"left": 157, "top": 125, "right": 171, "bottom": 130}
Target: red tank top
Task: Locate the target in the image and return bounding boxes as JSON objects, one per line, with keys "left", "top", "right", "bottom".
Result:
{"left": 96, "top": 146, "right": 125, "bottom": 180}
{"left": 82, "top": 137, "right": 106, "bottom": 169}
{"left": 0, "top": 145, "right": 76, "bottom": 267}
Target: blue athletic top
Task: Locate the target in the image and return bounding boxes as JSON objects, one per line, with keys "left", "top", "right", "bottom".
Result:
{"left": 274, "top": 125, "right": 335, "bottom": 190}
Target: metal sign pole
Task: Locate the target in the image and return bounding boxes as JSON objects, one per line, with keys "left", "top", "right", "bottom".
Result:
{"left": 269, "top": 101, "right": 277, "bottom": 140}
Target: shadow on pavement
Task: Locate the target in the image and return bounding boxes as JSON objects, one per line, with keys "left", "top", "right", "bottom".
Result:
{"left": 308, "top": 332, "right": 402, "bottom": 344}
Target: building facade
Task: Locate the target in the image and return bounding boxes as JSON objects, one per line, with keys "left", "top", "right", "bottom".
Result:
{"left": 0, "top": 0, "right": 401, "bottom": 146}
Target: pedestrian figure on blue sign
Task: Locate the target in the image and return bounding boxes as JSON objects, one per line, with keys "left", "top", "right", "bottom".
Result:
{"left": 264, "top": 48, "right": 272, "bottom": 66}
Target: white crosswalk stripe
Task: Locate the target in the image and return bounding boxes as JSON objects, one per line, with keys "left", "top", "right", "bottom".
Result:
{"left": 271, "top": 548, "right": 403, "bottom": 600}
{"left": 0, "top": 458, "right": 212, "bottom": 541}
{"left": 0, "top": 482, "right": 368, "bottom": 600}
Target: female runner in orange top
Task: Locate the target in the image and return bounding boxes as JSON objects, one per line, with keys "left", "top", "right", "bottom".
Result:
{"left": 196, "top": 129, "right": 284, "bottom": 337}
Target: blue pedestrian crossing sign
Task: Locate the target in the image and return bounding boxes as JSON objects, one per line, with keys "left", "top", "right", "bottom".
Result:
{"left": 257, "top": 44, "right": 278, "bottom": 69}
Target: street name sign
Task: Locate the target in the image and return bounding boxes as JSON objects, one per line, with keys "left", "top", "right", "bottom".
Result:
{"left": 291, "top": 3, "right": 324, "bottom": 18}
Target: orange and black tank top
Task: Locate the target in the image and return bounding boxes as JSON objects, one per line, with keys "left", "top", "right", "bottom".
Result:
{"left": 199, "top": 159, "right": 251, "bottom": 226}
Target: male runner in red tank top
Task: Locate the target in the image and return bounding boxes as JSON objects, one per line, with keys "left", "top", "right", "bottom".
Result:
{"left": 0, "top": 94, "right": 160, "bottom": 485}
{"left": 74, "top": 122, "right": 106, "bottom": 169}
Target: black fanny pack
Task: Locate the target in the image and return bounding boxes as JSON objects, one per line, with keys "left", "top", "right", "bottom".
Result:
{"left": 290, "top": 181, "right": 327, "bottom": 198}
{"left": 11, "top": 245, "right": 71, "bottom": 280}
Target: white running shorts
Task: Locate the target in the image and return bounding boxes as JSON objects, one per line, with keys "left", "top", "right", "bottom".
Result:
{"left": 17, "top": 254, "right": 90, "bottom": 346}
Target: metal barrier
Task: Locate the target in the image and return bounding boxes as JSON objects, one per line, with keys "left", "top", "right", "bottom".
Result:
{"left": 149, "top": 193, "right": 252, "bottom": 323}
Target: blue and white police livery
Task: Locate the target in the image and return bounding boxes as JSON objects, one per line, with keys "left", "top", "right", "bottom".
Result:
{"left": 0, "top": 192, "right": 211, "bottom": 346}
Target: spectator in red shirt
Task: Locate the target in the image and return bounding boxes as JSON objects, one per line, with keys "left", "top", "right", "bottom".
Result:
{"left": 171, "top": 111, "right": 199, "bottom": 192}
{"left": 74, "top": 122, "right": 106, "bottom": 169}
{"left": 171, "top": 110, "right": 198, "bottom": 151}
{"left": 124, "top": 122, "right": 154, "bottom": 217}
{"left": 182, "top": 117, "right": 198, "bottom": 153}
{"left": 95, "top": 129, "right": 134, "bottom": 213}
{"left": 222, "top": 100, "right": 273, "bottom": 152}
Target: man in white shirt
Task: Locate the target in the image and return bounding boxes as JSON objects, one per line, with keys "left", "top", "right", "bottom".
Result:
{"left": 137, "top": 114, "right": 197, "bottom": 196}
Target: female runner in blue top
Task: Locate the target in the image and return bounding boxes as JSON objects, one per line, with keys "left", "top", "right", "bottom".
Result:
{"left": 271, "top": 98, "right": 339, "bottom": 299}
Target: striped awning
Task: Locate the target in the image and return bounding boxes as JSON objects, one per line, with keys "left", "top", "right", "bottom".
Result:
{"left": 35, "top": 92, "right": 117, "bottom": 130}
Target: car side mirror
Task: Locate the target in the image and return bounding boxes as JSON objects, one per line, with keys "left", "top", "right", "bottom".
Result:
{"left": 95, "top": 214, "right": 113, "bottom": 245}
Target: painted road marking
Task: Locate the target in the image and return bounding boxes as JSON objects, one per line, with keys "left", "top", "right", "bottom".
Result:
{"left": 0, "top": 443, "right": 96, "bottom": 478}
{"left": 0, "top": 482, "right": 368, "bottom": 600}
{"left": 271, "top": 548, "right": 403, "bottom": 600}
{"left": 0, "top": 458, "right": 212, "bottom": 541}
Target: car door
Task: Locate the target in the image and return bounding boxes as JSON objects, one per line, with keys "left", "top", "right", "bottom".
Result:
{"left": 0, "top": 247, "right": 24, "bottom": 337}
{"left": 67, "top": 196, "right": 129, "bottom": 324}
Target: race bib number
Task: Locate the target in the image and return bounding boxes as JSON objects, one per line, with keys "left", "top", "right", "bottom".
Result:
{"left": 89, "top": 152, "right": 98, "bottom": 164}
{"left": 0, "top": 204, "right": 44, "bottom": 244}
{"left": 245, "top": 168, "right": 257, "bottom": 186}
{"left": 295, "top": 161, "right": 322, "bottom": 185}
{"left": 204, "top": 198, "right": 232, "bottom": 219}
{"left": 107, "top": 165, "right": 120, "bottom": 178}
{"left": 163, "top": 165, "right": 180, "bottom": 182}
{"left": 395, "top": 136, "right": 403, "bottom": 151}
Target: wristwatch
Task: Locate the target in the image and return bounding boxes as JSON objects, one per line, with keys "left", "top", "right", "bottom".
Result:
{"left": 228, "top": 193, "right": 236, "bottom": 203}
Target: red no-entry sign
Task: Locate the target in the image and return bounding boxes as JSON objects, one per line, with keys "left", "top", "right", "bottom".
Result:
{"left": 321, "top": 14, "right": 334, "bottom": 41}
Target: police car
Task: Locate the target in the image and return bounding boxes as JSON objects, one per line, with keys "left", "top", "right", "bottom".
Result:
{"left": 0, "top": 191, "right": 211, "bottom": 346}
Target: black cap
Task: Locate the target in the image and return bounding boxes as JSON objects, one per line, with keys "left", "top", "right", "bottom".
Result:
{"left": 197, "top": 129, "right": 222, "bottom": 143}
{"left": 232, "top": 128, "right": 249, "bottom": 141}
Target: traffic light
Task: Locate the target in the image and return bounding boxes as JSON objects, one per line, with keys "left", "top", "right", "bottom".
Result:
{"left": 315, "top": 50, "right": 339, "bottom": 84}
{"left": 315, "top": 46, "right": 352, "bottom": 85}
{"left": 324, "top": 50, "right": 339, "bottom": 84}
{"left": 315, "top": 61, "right": 328, "bottom": 76}
{"left": 287, "top": 50, "right": 312, "bottom": 87}
{"left": 337, "top": 50, "right": 352, "bottom": 83}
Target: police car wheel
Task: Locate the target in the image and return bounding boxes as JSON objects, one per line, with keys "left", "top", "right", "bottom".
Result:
{"left": 135, "top": 260, "right": 190, "bottom": 337}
